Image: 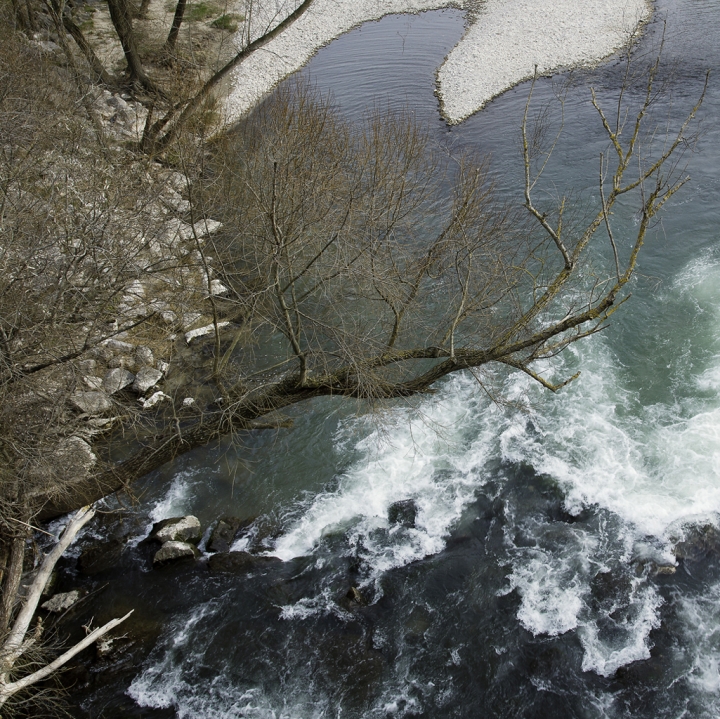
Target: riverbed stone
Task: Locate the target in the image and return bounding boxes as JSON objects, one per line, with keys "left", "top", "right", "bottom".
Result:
{"left": 103, "top": 367, "right": 135, "bottom": 394}
{"left": 132, "top": 367, "right": 163, "bottom": 394}
{"left": 208, "top": 516, "right": 255, "bottom": 553}
{"left": 135, "top": 345, "right": 154, "bottom": 367}
{"left": 71, "top": 390, "right": 113, "bottom": 414}
{"left": 79, "top": 538, "right": 125, "bottom": 575}
{"left": 153, "top": 540, "right": 200, "bottom": 565}
{"left": 151, "top": 515, "right": 202, "bottom": 544}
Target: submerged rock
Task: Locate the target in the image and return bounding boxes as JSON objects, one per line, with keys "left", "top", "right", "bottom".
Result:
{"left": 388, "top": 499, "right": 418, "bottom": 528}
{"left": 208, "top": 516, "right": 255, "bottom": 553}
{"left": 345, "top": 586, "right": 367, "bottom": 606}
{"left": 153, "top": 540, "right": 200, "bottom": 565}
{"left": 674, "top": 524, "right": 720, "bottom": 563}
{"left": 79, "top": 538, "right": 125, "bottom": 575}
{"left": 207, "top": 551, "right": 281, "bottom": 574}
{"left": 150, "top": 515, "right": 202, "bottom": 544}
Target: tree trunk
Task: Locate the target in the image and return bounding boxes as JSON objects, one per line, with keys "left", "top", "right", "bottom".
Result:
{"left": 106, "top": 0, "right": 155, "bottom": 91}
{"left": 144, "top": 0, "right": 315, "bottom": 151}
{"left": 0, "top": 534, "right": 26, "bottom": 635}
{"left": 24, "top": 0, "right": 37, "bottom": 32}
{"left": 63, "top": 11, "right": 115, "bottom": 86}
{"left": 163, "top": 0, "right": 186, "bottom": 54}
{"left": 137, "top": 0, "right": 151, "bottom": 18}
{"left": 10, "top": 0, "right": 31, "bottom": 33}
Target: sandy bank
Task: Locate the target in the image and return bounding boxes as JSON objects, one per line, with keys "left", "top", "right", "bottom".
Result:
{"left": 223, "top": 0, "right": 651, "bottom": 125}
{"left": 439, "top": 0, "right": 652, "bottom": 123}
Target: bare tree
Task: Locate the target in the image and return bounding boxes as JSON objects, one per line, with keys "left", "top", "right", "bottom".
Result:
{"left": 40, "top": 56, "right": 707, "bottom": 516}
{"left": 0, "top": 507, "right": 132, "bottom": 712}
{"left": 106, "top": 0, "right": 157, "bottom": 91}
{"left": 163, "top": 0, "right": 188, "bottom": 54}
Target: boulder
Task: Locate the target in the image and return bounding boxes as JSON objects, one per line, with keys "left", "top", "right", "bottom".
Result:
{"left": 103, "top": 338, "right": 135, "bottom": 354}
{"left": 345, "top": 586, "right": 367, "bottom": 606}
{"left": 71, "top": 391, "right": 113, "bottom": 414}
{"left": 388, "top": 499, "right": 418, "bottom": 529}
{"left": 674, "top": 524, "right": 720, "bottom": 562}
{"left": 109, "top": 354, "right": 137, "bottom": 371}
{"left": 41, "top": 590, "right": 81, "bottom": 613}
{"left": 82, "top": 375, "right": 104, "bottom": 391}
{"left": 207, "top": 552, "right": 281, "bottom": 574}
{"left": 208, "top": 279, "right": 229, "bottom": 296}
{"left": 78, "top": 358, "right": 97, "bottom": 374}
{"left": 185, "top": 321, "right": 229, "bottom": 344}
{"left": 140, "top": 391, "right": 170, "bottom": 409}
{"left": 153, "top": 541, "right": 200, "bottom": 565}
{"left": 150, "top": 515, "right": 202, "bottom": 544}
{"left": 103, "top": 367, "right": 135, "bottom": 394}
{"left": 53, "top": 437, "right": 97, "bottom": 480}
{"left": 132, "top": 367, "right": 163, "bottom": 394}
{"left": 208, "top": 517, "right": 255, "bottom": 553}
{"left": 135, "top": 346, "right": 154, "bottom": 367}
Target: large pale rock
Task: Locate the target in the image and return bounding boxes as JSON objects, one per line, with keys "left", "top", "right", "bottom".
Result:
{"left": 151, "top": 515, "right": 202, "bottom": 544}
{"left": 153, "top": 541, "right": 200, "bottom": 565}
{"left": 82, "top": 375, "right": 104, "bottom": 390}
{"left": 140, "top": 391, "right": 170, "bottom": 409}
{"left": 103, "top": 367, "right": 135, "bottom": 394}
{"left": 132, "top": 367, "right": 163, "bottom": 394}
{"left": 135, "top": 346, "right": 154, "bottom": 367}
{"left": 55, "top": 436, "right": 97, "bottom": 474}
{"left": 71, "top": 391, "right": 113, "bottom": 414}
{"left": 185, "top": 321, "right": 230, "bottom": 344}
{"left": 103, "top": 338, "right": 135, "bottom": 353}
{"left": 41, "top": 590, "right": 81, "bottom": 613}
{"left": 78, "top": 358, "right": 97, "bottom": 374}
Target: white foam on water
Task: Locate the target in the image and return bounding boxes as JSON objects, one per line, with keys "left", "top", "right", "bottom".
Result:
{"left": 492, "top": 252, "right": 720, "bottom": 678}
{"left": 579, "top": 583, "right": 664, "bottom": 677}
{"left": 125, "top": 469, "right": 203, "bottom": 548}
{"left": 148, "top": 469, "right": 201, "bottom": 523}
{"left": 503, "top": 548, "right": 586, "bottom": 636}
{"left": 675, "top": 580, "right": 720, "bottom": 716}
{"left": 129, "top": 601, "right": 333, "bottom": 719}
{"left": 272, "top": 372, "right": 497, "bottom": 580}
{"left": 535, "top": 253, "right": 720, "bottom": 538}
{"left": 129, "top": 247, "right": 720, "bottom": 715}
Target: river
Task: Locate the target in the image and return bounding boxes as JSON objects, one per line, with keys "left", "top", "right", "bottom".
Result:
{"left": 71, "top": 1, "right": 720, "bottom": 717}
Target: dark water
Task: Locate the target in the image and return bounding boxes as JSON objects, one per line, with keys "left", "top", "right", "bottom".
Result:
{"left": 65, "top": 3, "right": 720, "bottom": 717}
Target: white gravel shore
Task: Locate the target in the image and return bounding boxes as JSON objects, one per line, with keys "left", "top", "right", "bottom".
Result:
{"left": 223, "top": 0, "right": 651, "bottom": 125}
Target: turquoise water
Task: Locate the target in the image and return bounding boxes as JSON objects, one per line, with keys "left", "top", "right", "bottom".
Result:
{"left": 73, "top": 2, "right": 720, "bottom": 717}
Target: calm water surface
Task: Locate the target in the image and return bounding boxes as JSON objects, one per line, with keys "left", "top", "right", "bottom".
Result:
{"left": 72, "top": 2, "right": 720, "bottom": 717}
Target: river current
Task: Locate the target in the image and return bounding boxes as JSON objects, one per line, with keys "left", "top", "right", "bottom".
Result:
{"left": 75, "top": 2, "right": 720, "bottom": 717}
